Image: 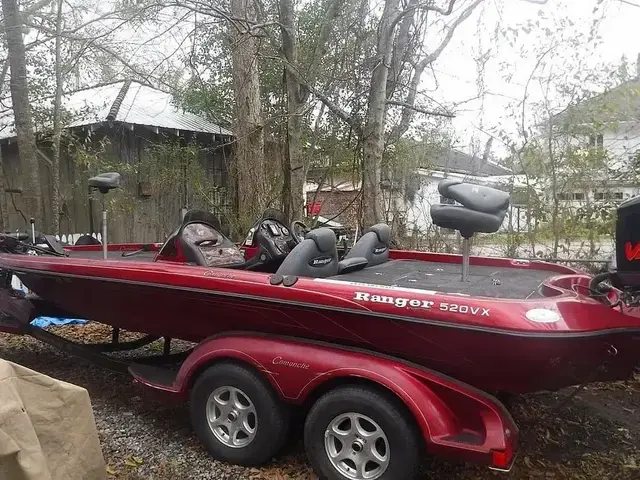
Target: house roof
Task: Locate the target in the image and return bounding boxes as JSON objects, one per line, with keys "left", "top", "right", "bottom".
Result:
{"left": 429, "top": 149, "right": 512, "bottom": 177}
{"left": 0, "top": 80, "right": 232, "bottom": 141}
{"left": 551, "top": 76, "right": 640, "bottom": 129}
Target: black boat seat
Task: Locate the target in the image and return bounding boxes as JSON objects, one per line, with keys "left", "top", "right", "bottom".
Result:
{"left": 89, "top": 172, "right": 121, "bottom": 194}
{"left": 275, "top": 227, "right": 338, "bottom": 278}
{"left": 430, "top": 180, "right": 510, "bottom": 238}
{"left": 344, "top": 223, "right": 391, "bottom": 267}
{"left": 438, "top": 178, "right": 509, "bottom": 214}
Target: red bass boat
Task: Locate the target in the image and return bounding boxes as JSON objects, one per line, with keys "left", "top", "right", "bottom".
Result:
{"left": 1, "top": 173, "right": 639, "bottom": 480}
{"left": 1, "top": 176, "right": 638, "bottom": 394}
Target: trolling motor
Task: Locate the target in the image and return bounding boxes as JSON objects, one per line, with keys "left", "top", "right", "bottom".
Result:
{"left": 591, "top": 196, "right": 640, "bottom": 307}
{"left": 88, "top": 172, "right": 121, "bottom": 259}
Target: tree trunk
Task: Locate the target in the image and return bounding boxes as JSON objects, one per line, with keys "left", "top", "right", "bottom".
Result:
{"left": 279, "top": 0, "right": 342, "bottom": 220}
{"left": 279, "top": 0, "right": 304, "bottom": 220}
{"left": 2, "top": 0, "right": 43, "bottom": 227}
{"left": 548, "top": 125, "right": 560, "bottom": 258}
{"left": 229, "top": 0, "right": 266, "bottom": 232}
{"left": 0, "top": 61, "right": 10, "bottom": 230}
{"left": 362, "top": 0, "right": 400, "bottom": 227}
{"left": 51, "top": 0, "right": 64, "bottom": 235}
{"left": 0, "top": 149, "right": 8, "bottom": 230}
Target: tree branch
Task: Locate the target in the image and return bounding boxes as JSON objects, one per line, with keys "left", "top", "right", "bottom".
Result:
{"left": 306, "top": 0, "right": 343, "bottom": 82}
{"left": 423, "top": 0, "right": 484, "bottom": 65}
{"left": 392, "top": 0, "right": 457, "bottom": 29}
{"left": 386, "top": 99, "right": 454, "bottom": 117}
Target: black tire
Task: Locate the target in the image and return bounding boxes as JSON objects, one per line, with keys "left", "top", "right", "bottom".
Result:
{"left": 190, "top": 362, "right": 290, "bottom": 466}
{"left": 304, "top": 385, "right": 422, "bottom": 480}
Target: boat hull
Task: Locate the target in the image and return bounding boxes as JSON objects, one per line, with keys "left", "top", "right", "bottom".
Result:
{"left": 9, "top": 267, "right": 640, "bottom": 395}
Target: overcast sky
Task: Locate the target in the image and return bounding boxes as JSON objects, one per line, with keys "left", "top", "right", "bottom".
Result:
{"left": 427, "top": 0, "right": 640, "bottom": 157}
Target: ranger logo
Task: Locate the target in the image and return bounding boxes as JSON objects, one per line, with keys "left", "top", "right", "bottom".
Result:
{"left": 309, "top": 256, "right": 333, "bottom": 267}
{"left": 353, "top": 291, "right": 489, "bottom": 316}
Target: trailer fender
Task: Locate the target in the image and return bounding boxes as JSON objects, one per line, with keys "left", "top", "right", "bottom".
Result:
{"left": 132, "top": 333, "right": 516, "bottom": 467}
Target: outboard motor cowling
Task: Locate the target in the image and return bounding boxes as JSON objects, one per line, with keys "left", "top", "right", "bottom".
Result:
{"left": 611, "top": 196, "right": 640, "bottom": 291}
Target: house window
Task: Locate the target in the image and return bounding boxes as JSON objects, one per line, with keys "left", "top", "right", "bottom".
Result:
{"left": 588, "top": 134, "right": 604, "bottom": 151}
{"left": 572, "top": 192, "right": 585, "bottom": 201}
{"left": 593, "top": 191, "right": 622, "bottom": 201}
{"left": 556, "top": 193, "right": 569, "bottom": 201}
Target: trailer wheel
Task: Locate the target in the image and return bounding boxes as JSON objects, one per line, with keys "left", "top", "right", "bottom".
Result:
{"left": 304, "top": 385, "right": 421, "bottom": 480}
{"left": 190, "top": 362, "right": 289, "bottom": 466}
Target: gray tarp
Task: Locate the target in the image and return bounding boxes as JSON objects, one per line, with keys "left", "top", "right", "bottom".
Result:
{"left": 0, "top": 359, "right": 106, "bottom": 480}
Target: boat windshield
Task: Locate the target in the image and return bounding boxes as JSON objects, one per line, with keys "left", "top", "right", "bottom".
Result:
{"left": 259, "top": 208, "right": 289, "bottom": 226}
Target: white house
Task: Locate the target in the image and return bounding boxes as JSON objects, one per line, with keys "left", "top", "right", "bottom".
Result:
{"left": 547, "top": 69, "right": 640, "bottom": 207}
{"left": 302, "top": 147, "right": 524, "bottom": 237}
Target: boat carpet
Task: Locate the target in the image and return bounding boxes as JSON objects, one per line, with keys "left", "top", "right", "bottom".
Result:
{"left": 334, "top": 259, "right": 552, "bottom": 299}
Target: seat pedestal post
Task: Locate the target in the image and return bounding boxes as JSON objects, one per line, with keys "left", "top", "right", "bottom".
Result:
{"left": 101, "top": 198, "right": 108, "bottom": 260}
{"left": 461, "top": 236, "right": 471, "bottom": 282}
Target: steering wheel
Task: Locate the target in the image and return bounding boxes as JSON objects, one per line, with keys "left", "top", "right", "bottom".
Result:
{"left": 290, "top": 220, "right": 310, "bottom": 243}
{"left": 253, "top": 219, "right": 293, "bottom": 263}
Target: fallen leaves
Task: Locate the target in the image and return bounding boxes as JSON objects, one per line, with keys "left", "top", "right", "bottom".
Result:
{"left": 124, "top": 455, "right": 144, "bottom": 468}
{"left": 248, "top": 464, "right": 318, "bottom": 479}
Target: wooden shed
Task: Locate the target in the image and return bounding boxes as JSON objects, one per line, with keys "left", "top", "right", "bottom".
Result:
{"left": 0, "top": 79, "right": 234, "bottom": 242}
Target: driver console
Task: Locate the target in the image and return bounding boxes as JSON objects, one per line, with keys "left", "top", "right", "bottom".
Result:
{"left": 275, "top": 228, "right": 339, "bottom": 278}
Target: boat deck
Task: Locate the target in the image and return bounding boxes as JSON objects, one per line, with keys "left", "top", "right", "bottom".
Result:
{"left": 335, "top": 259, "right": 552, "bottom": 299}
{"left": 69, "top": 250, "right": 159, "bottom": 262}
{"left": 67, "top": 252, "right": 552, "bottom": 299}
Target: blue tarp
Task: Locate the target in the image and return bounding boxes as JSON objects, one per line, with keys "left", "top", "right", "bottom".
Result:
{"left": 30, "top": 317, "right": 88, "bottom": 328}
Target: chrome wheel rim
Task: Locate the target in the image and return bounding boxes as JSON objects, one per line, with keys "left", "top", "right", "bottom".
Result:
{"left": 324, "top": 412, "right": 390, "bottom": 479}
{"left": 205, "top": 386, "right": 257, "bottom": 448}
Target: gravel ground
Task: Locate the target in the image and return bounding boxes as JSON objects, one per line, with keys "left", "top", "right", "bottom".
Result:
{"left": 2, "top": 325, "right": 640, "bottom": 479}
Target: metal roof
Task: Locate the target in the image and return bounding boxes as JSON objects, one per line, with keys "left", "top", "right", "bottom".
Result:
{"left": 429, "top": 149, "right": 512, "bottom": 177}
{"left": 0, "top": 80, "right": 232, "bottom": 140}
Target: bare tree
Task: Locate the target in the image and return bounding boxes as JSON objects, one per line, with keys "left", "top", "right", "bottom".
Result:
{"left": 0, "top": 60, "right": 10, "bottom": 230}
{"left": 50, "top": 0, "right": 63, "bottom": 234}
{"left": 229, "top": 0, "right": 267, "bottom": 229}
{"left": 278, "top": 0, "right": 341, "bottom": 219}
{"left": 361, "top": 0, "right": 401, "bottom": 227}
{"left": 362, "top": 0, "right": 482, "bottom": 226}
{"left": 2, "top": 0, "right": 43, "bottom": 226}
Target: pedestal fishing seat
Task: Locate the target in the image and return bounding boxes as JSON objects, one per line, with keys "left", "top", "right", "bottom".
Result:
{"left": 430, "top": 179, "right": 510, "bottom": 281}
{"left": 88, "top": 172, "right": 121, "bottom": 193}
{"left": 88, "top": 172, "right": 121, "bottom": 258}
